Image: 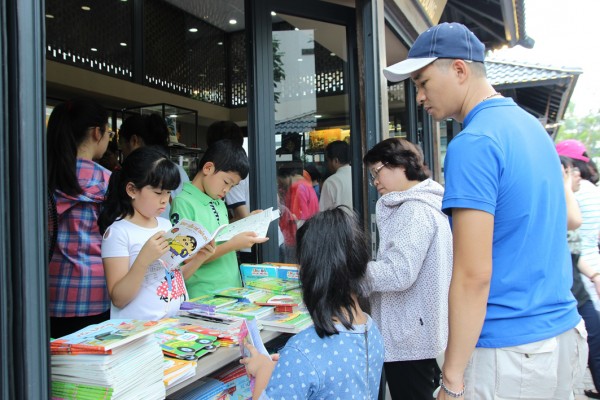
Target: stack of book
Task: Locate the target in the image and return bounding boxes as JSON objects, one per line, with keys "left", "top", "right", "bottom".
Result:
{"left": 167, "top": 377, "right": 229, "bottom": 400}
{"left": 176, "top": 314, "right": 246, "bottom": 347}
{"left": 162, "top": 357, "right": 197, "bottom": 388}
{"left": 210, "top": 363, "right": 251, "bottom": 398}
{"left": 218, "top": 301, "right": 275, "bottom": 320}
{"left": 50, "top": 319, "right": 167, "bottom": 399}
{"left": 259, "top": 311, "right": 313, "bottom": 334}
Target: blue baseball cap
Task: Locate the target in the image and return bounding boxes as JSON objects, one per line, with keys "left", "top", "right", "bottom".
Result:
{"left": 383, "top": 22, "right": 485, "bottom": 82}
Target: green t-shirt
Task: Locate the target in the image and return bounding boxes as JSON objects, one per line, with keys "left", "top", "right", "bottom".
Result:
{"left": 170, "top": 182, "right": 241, "bottom": 298}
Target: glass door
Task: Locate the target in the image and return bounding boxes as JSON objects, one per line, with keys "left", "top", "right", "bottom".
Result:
{"left": 245, "top": 0, "right": 358, "bottom": 263}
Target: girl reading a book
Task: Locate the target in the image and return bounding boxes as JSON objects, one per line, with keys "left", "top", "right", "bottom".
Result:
{"left": 241, "top": 207, "right": 385, "bottom": 399}
{"left": 99, "top": 147, "right": 214, "bottom": 320}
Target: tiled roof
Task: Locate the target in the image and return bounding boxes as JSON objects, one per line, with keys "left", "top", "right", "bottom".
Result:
{"left": 486, "top": 59, "right": 582, "bottom": 86}
{"left": 275, "top": 114, "right": 317, "bottom": 134}
{"left": 484, "top": 59, "right": 582, "bottom": 136}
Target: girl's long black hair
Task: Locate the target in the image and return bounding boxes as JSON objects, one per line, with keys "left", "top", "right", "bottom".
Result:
{"left": 98, "top": 147, "right": 180, "bottom": 234}
{"left": 47, "top": 98, "right": 109, "bottom": 195}
{"left": 296, "top": 207, "right": 370, "bottom": 338}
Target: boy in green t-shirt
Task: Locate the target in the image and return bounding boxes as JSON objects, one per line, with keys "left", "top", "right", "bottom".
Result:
{"left": 170, "top": 140, "right": 268, "bottom": 298}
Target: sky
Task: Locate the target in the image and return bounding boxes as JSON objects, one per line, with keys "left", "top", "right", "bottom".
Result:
{"left": 488, "top": 0, "right": 600, "bottom": 117}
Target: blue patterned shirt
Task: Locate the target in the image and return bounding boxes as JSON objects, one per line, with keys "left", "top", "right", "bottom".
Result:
{"left": 261, "top": 315, "right": 384, "bottom": 400}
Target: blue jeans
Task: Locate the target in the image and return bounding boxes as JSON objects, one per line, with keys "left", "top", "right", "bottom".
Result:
{"left": 579, "top": 300, "right": 600, "bottom": 391}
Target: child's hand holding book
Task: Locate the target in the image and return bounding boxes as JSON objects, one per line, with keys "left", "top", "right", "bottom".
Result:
{"left": 230, "top": 231, "right": 269, "bottom": 251}
{"left": 181, "top": 240, "right": 216, "bottom": 279}
{"left": 138, "top": 231, "right": 170, "bottom": 266}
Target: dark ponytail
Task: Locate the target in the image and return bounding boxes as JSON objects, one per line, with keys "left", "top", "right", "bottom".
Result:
{"left": 47, "top": 98, "right": 108, "bottom": 195}
{"left": 98, "top": 147, "right": 181, "bottom": 234}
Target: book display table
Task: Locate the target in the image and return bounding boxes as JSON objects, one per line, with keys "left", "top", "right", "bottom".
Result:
{"left": 165, "top": 330, "right": 281, "bottom": 397}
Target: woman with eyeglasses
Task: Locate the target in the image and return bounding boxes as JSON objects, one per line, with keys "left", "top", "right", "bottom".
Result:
{"left": 47, "top": 97, "right": 113, "bottom": 338}
{"left": 362, "top": 138, "right": 453, "bottom": 400}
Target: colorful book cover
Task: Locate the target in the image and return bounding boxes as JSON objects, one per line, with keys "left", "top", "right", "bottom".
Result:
{"left": 159, "top": 219, "right": 228, "bottom": 271}
{"left": 213, "top": 287, "right": 266, "bottom": 302}
{"left": 154, "top": 326, "right": 218, "bottom": 361}
{"left": 238, "top": 319, "right": 269, "bottom": 392}
{"left": 245, "top": 277, "right": 300, "bottom": 293}
{"left": 50, "top": 319, "right": 168, "bottom": 355}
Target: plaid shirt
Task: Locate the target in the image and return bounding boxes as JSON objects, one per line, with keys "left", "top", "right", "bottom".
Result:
{"left": 49, "top": 158, "right": 111, "bottom": 317}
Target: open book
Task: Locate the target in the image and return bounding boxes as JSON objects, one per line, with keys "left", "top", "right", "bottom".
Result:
{"left": 160, "top": 209, "right": 279, "bottom": 270}
{"left": 159, "top": 219, "right": 228, "bottom": 271}
{"left": 215, "top": 207, "right": 280, "bottom": 242}
{"left": 238, "top": 319, "right": 269, "bottom": 391}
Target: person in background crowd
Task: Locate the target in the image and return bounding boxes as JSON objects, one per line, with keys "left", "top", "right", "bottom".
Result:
{"left": 47, "top": 97, "right": 112, "bottom": 338}
{"left": 99, "top": 147, "right": 214, "bottom": 320}
{"left": 363, "top": 138, "right": 452, "bottom": 399}
{"left": 320, "top": 140, "right": 353, "bottom": 211}
{"left": 303, "top": 163, "right": 322, "bottom": 199}
{"left": 557, "top": 140, "right": 600, "bottom": 312}
{"left": 560, "top": 155, "right": 600, "bottom": 400}
{"left": 241, "top": 207, "right": 384, "bottom": 399}
{"left": 97, "top": 139, "right": 121, "bottom": 172}
{"left": 383, "top": 22, "right": 585, "bottom": 399}
{"left": 119, "top": 113, "right": 189, "bottom": 219}
{"left": 277, "top": 167, "right": 319, "bottom": 263}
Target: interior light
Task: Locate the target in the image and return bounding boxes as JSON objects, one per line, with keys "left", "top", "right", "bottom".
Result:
{"left": 297, "top": 58, "right": 303, "bottom": 62}
{"left": 294, "top": 27, "right": 299, "bottom": 31}
{"left": 81, "top": 6, "right": 91, "bottom": 11}
{"left": 271, "top": 11, "right": 277, "bottom": 16}
{"left": 229, "top": 19, "right": 237, "bottom": 25}
{"left": 217, "top": 42, "right": 223, "bottom": 46}
{"left": 120, "top": 42, "right": 127, "bottom": 47}
{"left": 46, "top": 14, "right": 54, "bottom": 19}
{"left": 315, "top": 115, "right": 322, "bottom": 118}
{"left": 189, "top": 28, "right": 198, "bottom": 33}
{"left": 168, "top": 115, "right": 178, "bottom": 118}
{"left": 90, "top": 48, "right": 98, "bottom": 52}
{"left": 330, "top": 52, "right": 336, "bottom": 56}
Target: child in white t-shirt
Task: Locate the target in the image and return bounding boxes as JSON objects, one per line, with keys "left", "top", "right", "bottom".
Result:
{"left": 99, "top": 147, "right": 214, "bottom": 320}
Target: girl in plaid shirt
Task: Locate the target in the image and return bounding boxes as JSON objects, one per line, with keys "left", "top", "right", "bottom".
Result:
{"left": 47, "top": 98, "right": 114, "bottom": 338}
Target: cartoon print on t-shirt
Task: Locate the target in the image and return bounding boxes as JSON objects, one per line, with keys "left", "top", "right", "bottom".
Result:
{"left": 156, "top": 269, "right": 187, "bottom": 302}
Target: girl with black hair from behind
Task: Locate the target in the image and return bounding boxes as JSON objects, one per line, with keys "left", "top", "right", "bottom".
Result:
{"left": 99, "top": 147, "right": 214, "bottom": 320}
{"left": 119, "top": 113, "right": 190, "bottom": 218}
{"left": 48, "top": 97, "right": 114, "bottom": 338}
{"left": 241, "top": 207, "right": 385, "bottom": 399}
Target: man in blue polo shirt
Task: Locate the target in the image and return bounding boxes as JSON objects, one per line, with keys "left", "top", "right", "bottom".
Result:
{"left": 383, "top": 23, "right": 586, "bottom": 399}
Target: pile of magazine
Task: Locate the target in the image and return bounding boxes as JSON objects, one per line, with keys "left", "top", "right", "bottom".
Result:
{"left": 50, "top": 319, "right": 168, "bottom": 399}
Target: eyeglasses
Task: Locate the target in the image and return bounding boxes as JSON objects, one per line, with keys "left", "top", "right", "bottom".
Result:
{"left": 369, "top": 162, "right": 388, "bottom": 186}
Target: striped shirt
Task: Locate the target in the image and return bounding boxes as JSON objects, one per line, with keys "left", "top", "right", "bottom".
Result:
{"left": 49, "top": 158, "right": 111, "bottom": 317}
{"left": 575, "top": 179, "right": 600, "bottom": 259}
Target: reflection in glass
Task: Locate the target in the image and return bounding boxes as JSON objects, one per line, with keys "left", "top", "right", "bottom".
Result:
{"left": 271, "top": 15, "right": 350, "bottom": 262}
